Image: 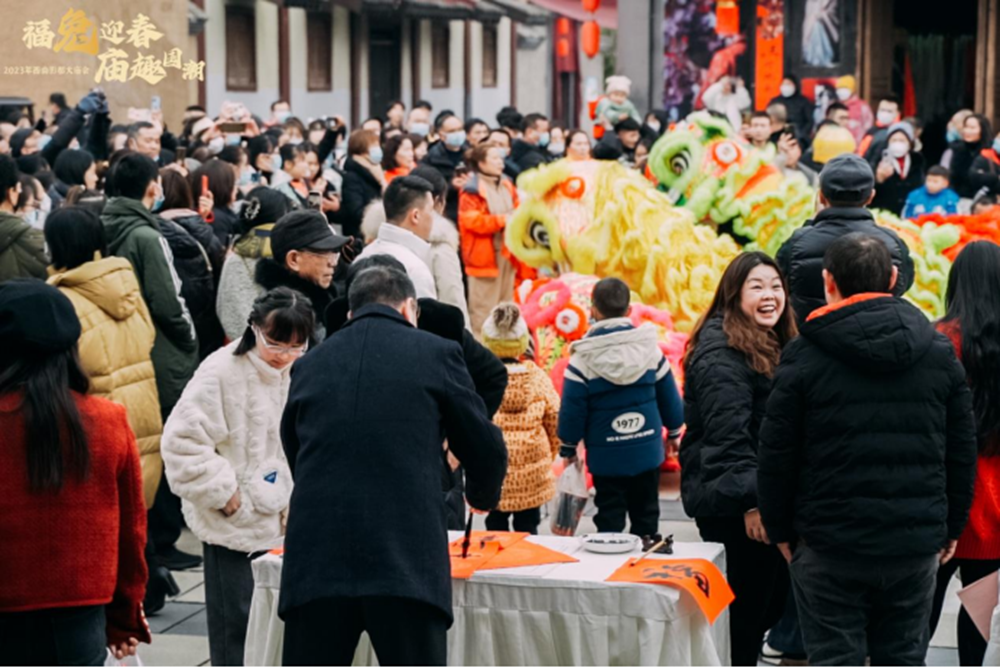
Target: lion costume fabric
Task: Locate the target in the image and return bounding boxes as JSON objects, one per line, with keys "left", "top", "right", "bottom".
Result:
{"left": 505, "top": 159, "right": 740, "bottom": 332}
{"left": 647, "top": 112, "right": 815, "bottom": 256}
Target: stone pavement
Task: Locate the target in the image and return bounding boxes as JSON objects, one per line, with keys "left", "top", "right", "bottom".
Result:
{"left": 143, "top": 473, "right": 962, "bottom": 666}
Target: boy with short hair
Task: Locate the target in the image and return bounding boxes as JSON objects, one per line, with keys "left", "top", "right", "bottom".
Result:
{"left": 557, "top": 278, "right": 684, "bottom": 537}
{"left": 903, "top": 165, "right": 960, "bottom": 218}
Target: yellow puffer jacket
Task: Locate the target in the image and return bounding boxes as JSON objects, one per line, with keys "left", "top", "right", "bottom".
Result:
{"left": 49, "top": 256, "right": 163, "bottom": 508}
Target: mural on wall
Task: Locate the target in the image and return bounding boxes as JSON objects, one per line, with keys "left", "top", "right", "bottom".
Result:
{"left": 662, "top": 0, "right": 747, "bottom": 121}
{"left": 802, "top": 0, "right": 840, "bottom": 68}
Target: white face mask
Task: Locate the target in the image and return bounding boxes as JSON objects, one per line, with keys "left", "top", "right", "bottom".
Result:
{"left": 646, "top": 121, "right": 661, "bottom": 134}
{"left": 836, "top": 87, "right": 852, "bottom": 102}
{"left": 208, "top": 136, "right": 224, "bottom": 154}
{"left": 780, "top": 83, "right": 796, "bottom": 98}
{"left": 888, "top": 141, "right": 909, "bottom": 158}
{"left": 877, "top": 110, "right": 896, "bottom": 126}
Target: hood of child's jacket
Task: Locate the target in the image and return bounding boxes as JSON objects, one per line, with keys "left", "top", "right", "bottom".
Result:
{"left": 500, "top": 365, "right": 534, "bottom": 412}
{"left": 49, "top": 256, "right": 140, "bottom": 321}
{"left": 570, "top": 319, "right": 662, "bottom": 385}
{"left": 801, "top": 296, "right": 935, "bottom": 373}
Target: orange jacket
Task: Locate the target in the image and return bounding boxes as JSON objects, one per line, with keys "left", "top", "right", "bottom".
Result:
{"left": 458, "top": 175, "right": 520, "bottom": 278}
{"left": 384, "top": 165, "right": 412, "bottom": 183}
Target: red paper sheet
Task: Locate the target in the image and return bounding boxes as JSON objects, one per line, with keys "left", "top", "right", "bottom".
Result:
{"left": 606, "top": 558, "right": 735, "bottom": 624}
{"left": 448, "top": 531, "right": 579, "bottom": 578}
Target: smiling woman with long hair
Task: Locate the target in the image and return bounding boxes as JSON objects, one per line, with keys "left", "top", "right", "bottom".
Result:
{"left": 929, "top": 240, "right": 1000, "bottom": 666}
{"left": 679, "top": 251, "right": 798, "bottom": 666}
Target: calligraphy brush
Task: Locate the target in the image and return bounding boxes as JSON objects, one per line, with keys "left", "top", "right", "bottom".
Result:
{"left": 629, "top": 537, "right": 667, "bottom": 567}
{"left": 461, "top": 511, "right": 474, "bottom": 559}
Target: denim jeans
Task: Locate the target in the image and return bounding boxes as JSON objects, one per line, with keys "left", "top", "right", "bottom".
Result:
{"left": 790, "top": 544, "right": 939, "bottom": 666}
{"left": 0, "top": 605, "right": 107, "bottom": 666}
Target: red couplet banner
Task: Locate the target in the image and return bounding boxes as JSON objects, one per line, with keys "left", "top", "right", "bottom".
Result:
{"left": 755, "top": 0, "right": 785, "bottom": 111}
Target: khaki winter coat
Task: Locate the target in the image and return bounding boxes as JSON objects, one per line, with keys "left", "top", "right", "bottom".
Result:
{"left": 49, "top": 256, "right": 163, "bottom": 508}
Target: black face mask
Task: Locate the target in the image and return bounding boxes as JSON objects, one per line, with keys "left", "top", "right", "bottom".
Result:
{"left": 16, "top": 154, "right": 44, "bottom": 175}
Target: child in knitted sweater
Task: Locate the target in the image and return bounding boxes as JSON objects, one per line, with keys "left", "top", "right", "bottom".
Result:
{"left": 595, "top": 75, "right": 642, "bottom": 131}
{"left": 482, "top": 302, "right": 561, "bottom": 534}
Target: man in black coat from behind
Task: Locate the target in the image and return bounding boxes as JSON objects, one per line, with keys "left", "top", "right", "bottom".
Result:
{"left": 776, "top": 153, "right": 915, "bottom": 324}
{"left": 279, "top": 265, "right": 508, "bottom": 666}
{"left": 757, "top": 233, "right": 977, "bottom": 666}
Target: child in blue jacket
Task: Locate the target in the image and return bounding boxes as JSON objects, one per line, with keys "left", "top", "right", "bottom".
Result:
{"left": 557, "top": 278, "right": 685, "bottom": 537}
{"left": 903, "top": 166, "right": 960, "bottom": 218}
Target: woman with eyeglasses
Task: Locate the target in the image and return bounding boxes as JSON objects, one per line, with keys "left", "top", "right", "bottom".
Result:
{"left": 161, "top": 287, "right": 315, "bottom": 666}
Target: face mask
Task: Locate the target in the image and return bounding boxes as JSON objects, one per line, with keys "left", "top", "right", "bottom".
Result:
{"left": 877, "top": 110, "right": 896, "bottom": 126}
{"left": 239, "top": 168, "right": 253, "bottom": 187}
{"left": 36, "top": 134, "right": 52, "bottom": 152}
{"left": 947, "top": 128, "right": 961, "bottom": 144}
{"left": 647, "top": 121, "right": 661, "bottom": 134}
{"left": 230, "top": 200, "right": 244, "bottom": 215}
{"left": 548, "top": 143, "right": 565, "bottom": 155}
{"left": 271, "top": 153, "right": 283, "bottom": 173}
{"left": 780, "top": 83, "right": 796, "bottom": 98}
{"left": 225, "top": 134, "right": 242, "bottom": 147}
{"left": 152, "top": 193, "right": 165, "bottom": 212}
{"left": 276, "top": 111, "right": 291, "bottom": 123}
{"left": 538, "top": 131, "right": 551, "bottom": 148}
{"left": 888, "top": 141, "right": 909, "bottom": 158}
{"left": 993, "top": 139, "right": 1000, "bottom": 154}
{"left": 445, "top": 131, "right": 466, "bottom": 148}
{"left": 409, "top": 122, "right": 430, "bottom": 137}
{"left": 288, "top": 137, "right": 303, "bottom": 146}
{"left": 368, "top": 146, "right": 384, "bottom": 163}
{"left": 208, "top": 137, "right": 224, "bottom": 154}
{"left": 836, "top": 87, "right": 852, "bottom": 101}
{"left": 498, "top": 147, "right": 510, "bottom": 159}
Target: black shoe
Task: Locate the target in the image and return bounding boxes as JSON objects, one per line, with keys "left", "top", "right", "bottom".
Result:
{"left": 143, "top": 565, "right": 181, "bottom": 616}
{"left": 158, "top": 546, "right": 203, "bottom": 571}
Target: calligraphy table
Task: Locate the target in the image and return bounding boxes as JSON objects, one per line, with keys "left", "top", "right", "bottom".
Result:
{"left": 244, "top": 534, "right": 730, "bottom": 666}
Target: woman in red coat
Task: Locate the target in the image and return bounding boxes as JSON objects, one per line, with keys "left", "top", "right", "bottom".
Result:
{"left": 931, "top": 240, "right": 1000, "bottom": 666}
{"left": 0, "top": 280, "right": 150, "bottom": 666}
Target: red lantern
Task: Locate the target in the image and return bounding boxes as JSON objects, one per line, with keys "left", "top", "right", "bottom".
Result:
{"left": 581, "top": 20, "right": 600, "bottom": 58}
{"left": 556, "top": 17, "right": 571, "bottom": 35}
{"left": 716, "top": 0, "right": 739, "bottom": 36}
{"left": 582, "top": 0, "right": 600, "bottom": 12}
{"left": 557, "top": 37, "right": 571, "bottom": 58}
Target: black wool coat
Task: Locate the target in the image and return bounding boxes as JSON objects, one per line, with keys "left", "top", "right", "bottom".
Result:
{"left": 340, "top": 157, "right": 383, "bottom": 238}
{"left": 680, "top": 316, "right": 774, "bottom": 518}
{"left": 776, "top": 207, "right": 915, "bottom": 324}
{"left": 278, "top": 305, "right": 508, "bottom": 621}
{"left": 757, "top": 296, "right": 977, "bottom": 558}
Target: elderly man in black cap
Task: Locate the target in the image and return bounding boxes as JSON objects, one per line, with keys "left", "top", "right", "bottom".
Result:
{"left": 776, "top": 153, "right": 915, "bottom": 324}
{"left": 254, "top": 210, "right": 349, "bottom": 340}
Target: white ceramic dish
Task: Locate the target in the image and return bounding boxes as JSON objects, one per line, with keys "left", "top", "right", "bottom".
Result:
{"left": 580, "top": 533, "right": 640, "bottom": 554}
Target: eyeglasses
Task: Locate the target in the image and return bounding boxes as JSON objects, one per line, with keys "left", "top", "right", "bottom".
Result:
{"left": 253, "top": 326, "right": 309, "bottom": 356}
{"left": 300, "top": 249, "right": 340, "bottom": 262}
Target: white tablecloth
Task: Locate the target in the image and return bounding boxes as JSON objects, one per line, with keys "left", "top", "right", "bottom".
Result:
{"left": 986, "top": 572, "right": 1000, "bottom": 666}
{"left": 245, "top": 534, "right": 730, "bottom": 666}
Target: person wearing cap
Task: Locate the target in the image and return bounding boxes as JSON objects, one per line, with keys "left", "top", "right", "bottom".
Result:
{"left": 593, "top": 117, "right": 644, "bottom": 167}
{"left": 278, "top": 265, "right": 507, "bottom": 666}
{"left": 835, "top": 75, "right": 874, "bottom": 144}
{"left": 162, "top": 287, "right": 315, "bottom": 666}
{"left": 757, "top": 233, "right": 977, "bottom": 665}
{"left": 0, "top": 280, "right": 151, "bottom": 665}
{"left": 481, "top": 302, "right": 561, "bottom": 535}
{"left": 776, "top": 153, "right": 915, "bottom": 324}
{"left": 871, "top": 121, "right": 926, "bottom": 216}
{"left": 0, "top": 154, "right": 47, "bottom": 282}
{"left": 216, "top": 186, "right": 292, "bottom": 341}
{"left": 254, "top": 209, "right": 349, "bottom": 341}
{"left": 355, "top": 175, "right": 439, "bottom": 300}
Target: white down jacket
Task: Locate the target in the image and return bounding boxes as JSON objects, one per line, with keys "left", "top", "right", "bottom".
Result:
{"left": 161, "top": 340, "right": 292, "bottom": 553}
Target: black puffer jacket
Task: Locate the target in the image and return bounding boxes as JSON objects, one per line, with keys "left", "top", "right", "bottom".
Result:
{"left": 340, "top": 157, "right": 383, "bottom": 238}
{"left": 776, "top": 207, "right": 915, "bottom": 324}
{"left": 157, "top": 213, "right": 224, "bottom": 359}
{"left": 757, "top": 295, "right": 977, "bottom": 558}
{"left": 680, "top": 316, "right": 774, "bottom": 518}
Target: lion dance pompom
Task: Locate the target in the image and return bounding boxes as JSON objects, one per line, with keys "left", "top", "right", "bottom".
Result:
{"left": 506, "top": 159, "right": 740, "bottom": 332}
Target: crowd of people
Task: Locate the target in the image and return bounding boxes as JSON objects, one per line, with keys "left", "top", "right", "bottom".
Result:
{"left": 0, "top": 77, "right": 996, "bottom": 668}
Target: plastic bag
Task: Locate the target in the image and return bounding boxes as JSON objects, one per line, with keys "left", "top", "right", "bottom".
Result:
{"left": 104, "top": 650, "right": 143, "bottom": 667}
{"left": 550, "top": 459, "right": 589, "bottom": 536}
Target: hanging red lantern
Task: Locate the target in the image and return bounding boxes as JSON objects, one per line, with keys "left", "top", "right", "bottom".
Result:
{"left": 716, "top": 0, "right": 739, "bottom": 36}
{"left": 581, "top": 20, "right": 600, "bottom": 58}
{"left": 556, "top": 17, "right": 571, "bottom": 35}
{"left": 581, "top": 0, "right": 600, "bottom": 12}
{"left": 557, "top": 37, "right": 571, "bottom": 58}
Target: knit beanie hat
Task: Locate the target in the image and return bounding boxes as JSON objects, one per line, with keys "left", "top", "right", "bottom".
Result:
{"left": 812, "top": 124, "right": 857, "bottom": 164}
{"left": 0, "top": 279, "right": 81, "bottom": 355}
{"left": 605, "top": 75, "right": 632, "bottom": 96}
{"left": 482, "top": 302, "right": 530, "bottom": 359}
{"left": 836, "top": 75, "right": 857, "bottom": 93}
{"left": 887, "top": 121, "right": 915, "bottom": 144}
